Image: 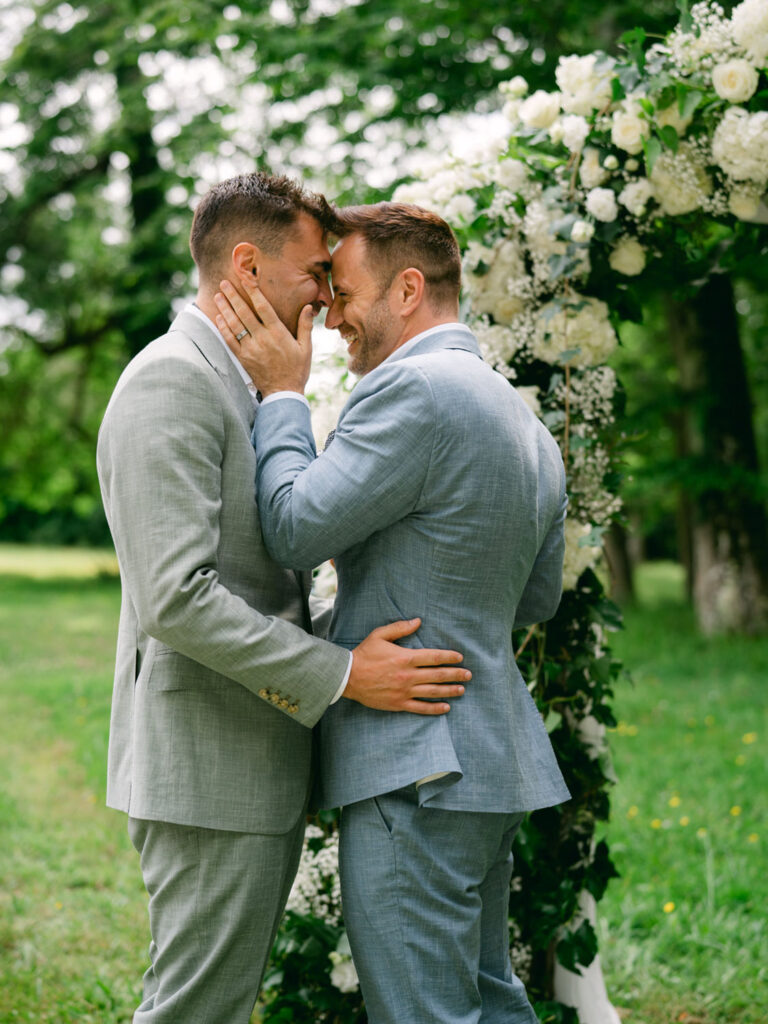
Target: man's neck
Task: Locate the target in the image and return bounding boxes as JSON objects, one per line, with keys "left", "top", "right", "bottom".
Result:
{"left": 194, "top": 290, "right": 219, "bottom": 326}
{"left": 393, "top": 311, "right": 461, "bottom": 352}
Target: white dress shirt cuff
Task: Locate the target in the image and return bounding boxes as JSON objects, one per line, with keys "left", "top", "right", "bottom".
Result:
{"left": 329, "top": 652, "right": 353, "bottom": 704}
{"left": 260, "top": 392, "right": 310, "bottom": 408}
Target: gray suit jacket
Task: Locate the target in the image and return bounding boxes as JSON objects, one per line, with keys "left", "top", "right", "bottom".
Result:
{"left": 96, "top": 310, "right": 349, "bottom": 834}
{"left": 252, "top": 327, "right": 570, "bottom": 813}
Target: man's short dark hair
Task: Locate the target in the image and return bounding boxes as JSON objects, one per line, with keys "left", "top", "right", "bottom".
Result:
{"left": 333, "top": 202, "right": 462, "bottom": 309}
{"left": 190, "top": 172, "right": 337, "bottom": 280}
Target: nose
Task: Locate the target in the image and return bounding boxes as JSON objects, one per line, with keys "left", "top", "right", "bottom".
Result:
{"left": 317, "top": 277, "right": 333, "bottom": 309}
{"left": 325, "top": 298, "right": 342, "bottom": 330}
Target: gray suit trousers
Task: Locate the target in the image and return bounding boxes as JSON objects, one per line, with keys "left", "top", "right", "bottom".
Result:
{"left": 128, "top": 816, "right": 305, "bottom": 1023}
{"left": 339, "top": 787, "right": 537, "bottom": 1024}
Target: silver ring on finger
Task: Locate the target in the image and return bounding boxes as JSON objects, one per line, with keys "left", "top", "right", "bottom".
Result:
{"left": 235, "top": 329, "right": 249, "bottom": 342}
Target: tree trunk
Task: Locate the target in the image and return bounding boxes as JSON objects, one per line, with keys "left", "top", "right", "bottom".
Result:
{"left": 667, "top": 275, "right": 768, "bottom": 634}
{"left": 603, "top": 521, "right": 635, "bottom": 605}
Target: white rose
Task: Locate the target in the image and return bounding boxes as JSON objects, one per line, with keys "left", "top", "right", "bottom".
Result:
{"left": 712, "top": 59, "right": 759, "bottom": 103}
{"left": 586, "top": 187, "right": 619, "bottom": 222}
{"left": 712, "top": 107, "right": 768, "bottom": 185}
{"left": 519, "top": 90, "right": 561, "bottom": 129}
{"left": 571, "top": 219, "right": 595, "bottom": 243}
{"left": 500, "top": 75, "right": 528, "bottom": 98}
{"left": 731, "top": 0, "right": 768, "bottom": 65}
{"left": 728, "top": 185, "right": 762, "bottom": 220}
{"left": 651, "top": 143, "right": 713, "bottom": 215}
{"left": 556, "top": 53, "right": 613, "bottom": 115}
{"left": 625, "top": 158, "right": 640, "bottom": 172}
{"left": 611, "top": 100, "right": 649, "bottom": 155}
{"left": 609, "top": 236, "right": 647, "bottom": 276}
{"left": 603, "top": 154, "right": 619, "bottom": 170}
{"left": 618, "top": 177, "right": 655, "bottom": 216}
{"left": 494, "top": 158, "right": 528, "bottom": 193}
{"left": 329, "top": 956, "right": 359, "bottom": 994}
{"left": 561, "top": 114, "right": 590, "bottom": 153}
{"left": 579, "top": 147, "right": 609, "bottom": 189}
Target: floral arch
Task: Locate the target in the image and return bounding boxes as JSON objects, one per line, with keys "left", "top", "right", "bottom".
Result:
{"left": 264, "top": 3, "right": 768, "bottom": 1021}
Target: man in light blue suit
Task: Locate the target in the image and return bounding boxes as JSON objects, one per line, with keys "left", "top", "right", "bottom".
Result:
{"left": 215, "top": 202, "right": 570, "bottom": 1023}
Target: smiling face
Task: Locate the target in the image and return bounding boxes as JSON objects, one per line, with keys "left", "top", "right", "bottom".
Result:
{"left": 325, "top": 233, "right": 400, "bottom": 376}
{"left": 257, "top": 212, "right": 333, "bottom": 334}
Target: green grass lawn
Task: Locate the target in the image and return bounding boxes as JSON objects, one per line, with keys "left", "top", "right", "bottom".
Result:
{"left": 599, "top": 563, "right": 768, "bottom": 1024}
{"left": 0, "top": 549, "right": 765, "bottom": 1023}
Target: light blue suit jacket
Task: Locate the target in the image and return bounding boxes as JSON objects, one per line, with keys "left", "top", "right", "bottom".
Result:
{"left": 252, "top": 327, "right": 570, "bottom": 813}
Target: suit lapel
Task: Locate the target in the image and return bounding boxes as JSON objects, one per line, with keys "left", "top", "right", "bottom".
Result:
{"left": 168, "top": 310, "right": 255, "bottom": 430}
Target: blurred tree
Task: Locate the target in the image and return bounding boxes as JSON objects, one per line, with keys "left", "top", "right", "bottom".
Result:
{"left": 0, "top": 0, "right": 684, "bottom": 543}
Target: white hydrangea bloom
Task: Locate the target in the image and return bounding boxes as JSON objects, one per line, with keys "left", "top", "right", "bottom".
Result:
{"left": 585, "top": 187, "right": 619, "bottom": 222}
{"left": 728, "top": 183, "right": 763, "bottom": 220}
{"left": 618, "top": 177, "right": 655, "bottom": 216}
{"left": 731, "top": 0, "right": 768, "bottom": 65}
{"left": 712, "top": 107, "right": 768, "bottom": 185}
{"left": 533, "top": 296, "right": 618, "bottom": 368}
{"left": 494, "top": 158, "right": 529, "bottom": 194}
{"left": 472, "top": 320, "right": 524, "bottom": 369}
{"left": 650, "top": 142, "right": 713, "bottom": 214}
{"left": 556, "top": 53, "right": 613, "bottom": 115}
{"left": 519, "top": 90, "right": 561, "bottom": 129}
{"left": 611, "top": 100, "right": 649, "bottom": 154}
{"left": 579, "top": 147, "right": 610, "bottom": 189}
{"left": 515, "top": 385, "right": 542, "bottom": 417}
{"left": 562, "top": 519, "right": 603, "bottom": 591}
{"left": 711, "top": 59, "right": 760, "bottom": 102}
{"left": 465, "top": 239, "right": 529, "bottom": 325}
{"left": 609, "top": 236, "right": 647, "bottom": 276}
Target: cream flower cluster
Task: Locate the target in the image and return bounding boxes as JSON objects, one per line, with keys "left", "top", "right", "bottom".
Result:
{"left": 533, "top": 297, "right": 618, "bottom": 369}
{"left": 285, "top": 825, "right": 342, "bottom": 926}
{"left": 372, "top": 0, "right": 766, "bottom": 591}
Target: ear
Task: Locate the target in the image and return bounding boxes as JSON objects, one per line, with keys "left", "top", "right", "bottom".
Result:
{"left": 394, "top": 267, "right": 425, "bottom": 317}
{"left": 231, "top": 242, "right": 262, "bottom": 285}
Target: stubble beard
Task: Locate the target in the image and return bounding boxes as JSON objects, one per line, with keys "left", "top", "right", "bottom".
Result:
{"left": 348, "top": 297, "right": 394, "bottom": 376}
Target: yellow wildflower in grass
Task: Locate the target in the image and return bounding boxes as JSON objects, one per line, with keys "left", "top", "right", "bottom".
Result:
{"left": 627, "top": 805, "right": 639, "bottom": 819}
{"left": 748, "top": 834, "right": 759, "bottom": 844}
{"left": 651, "top": 818, "right": 662, "bottom": 829}
{"left": 697, "top": 828, "right": 708, "bottom": 839}
{"left": 731, "top": 806, "right": 742, "bottom": 817}
{"left": 735, "top": 754, "right": 746, "bottom": 766}
{"left": 679, "top": 816, "right": 690, "bottom": 826}
{"left": 663, "top": 901, "right": 675, "bottom": 913}
{"left": 669, "top": 795, "right": 681, "bottom": 808}
{"left": 742, "top": 732, "right": 757, "bottom": 744}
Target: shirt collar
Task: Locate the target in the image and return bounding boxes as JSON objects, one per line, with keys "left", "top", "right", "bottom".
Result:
{"left": 381, "top": 322, "right": 473, "bottom": 365}
{"left": 185, "top": 303, "right": 260, "bottom": 401}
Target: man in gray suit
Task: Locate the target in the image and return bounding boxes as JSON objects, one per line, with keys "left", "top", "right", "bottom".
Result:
{"left": 96, "top": 177, "right": 470, "bottom": 1024}
{"left": 215, "top": 201, "right": 570, "bottom": 1023}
